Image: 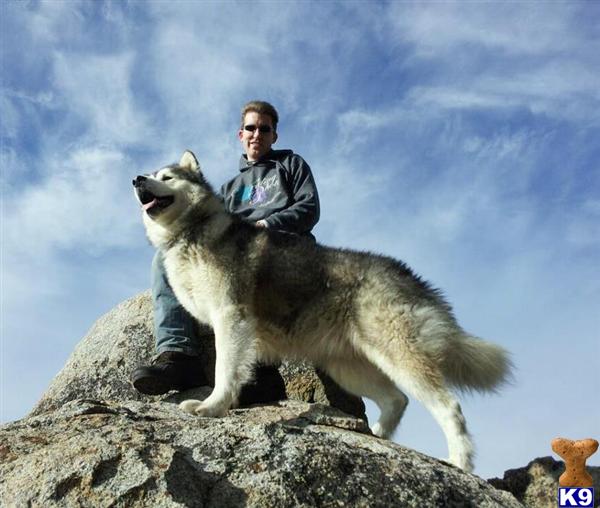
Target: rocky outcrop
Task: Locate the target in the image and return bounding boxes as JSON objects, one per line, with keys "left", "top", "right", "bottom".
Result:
{"left": 0, "top": 292, "right": 536, "bottom": 506}
{"left": 489, "top": 456, "right": 600, "bottom": 508}
{"left": 30, "top": 292, "right": 366, "bottom": 421}
{"left": 1, "top": 399, "right": 522, "bottom": 507}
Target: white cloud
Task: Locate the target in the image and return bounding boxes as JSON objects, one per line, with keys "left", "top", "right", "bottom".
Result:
{"left": 407, "top": 63, "right": 600, "bottom": 122}
{"left": 25, "top": 0, "right": 86, "bottom": 46}
{"left": 388, "top": 1, "right": 584, "bottom": 56}
{"left": 409, "top": 87, "right": 508, "bottom": 111}
{"left": 384, "top": 2, "right": 600, "bottom": 123}
{"left": 52, "top": 51, "right": 152, "bottom": 145}
{"left": 0, "top": 94, "right": 20, "bottom": 141}
{"left": 4, "top": 147, "right": 140, "bottom": 257}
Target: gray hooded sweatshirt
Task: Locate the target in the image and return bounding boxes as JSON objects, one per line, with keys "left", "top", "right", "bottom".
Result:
{"left": 220, "top": 149, "right": 320, "bottom": 235}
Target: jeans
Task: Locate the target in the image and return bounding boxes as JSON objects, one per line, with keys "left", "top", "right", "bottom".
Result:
{"left": 152, "top": 251, "right": 212, "bottom": 356}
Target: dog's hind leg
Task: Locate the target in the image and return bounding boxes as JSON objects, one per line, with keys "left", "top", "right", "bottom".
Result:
{"left": 417, "top": 385, "right": 474, "bottom": 472}
{"left": 180, "top": 306, "right": 257, "bottom": 417}
{"left": 358, "top": 346, "right": 475, "bottom": 471}
{"left": 325, "top": 357, "right": 409, "bottom": 440}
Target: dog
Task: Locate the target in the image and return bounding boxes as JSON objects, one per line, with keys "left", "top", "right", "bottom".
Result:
{"left": 133, "top": 150, "right": 513, "bottom": 472}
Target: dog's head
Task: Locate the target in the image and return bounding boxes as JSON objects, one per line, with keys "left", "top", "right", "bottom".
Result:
{"left": 133, "top": 150, "right": 214, "bottom": 245}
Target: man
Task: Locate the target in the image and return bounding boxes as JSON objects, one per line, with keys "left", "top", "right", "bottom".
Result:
{"left": 132, "top": 101, "right": 320, "bottom": 405}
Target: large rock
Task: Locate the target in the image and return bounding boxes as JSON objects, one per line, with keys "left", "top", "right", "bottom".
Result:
{"left": 0, "top": 399, "right": 522, "bottom": 507}
{"left": 3, "top": 293, "right": 535, "bottom": 506}
{"left": 489, "top": 456, "right": 600, "bottom": 508}
{"left": 31, "top": 292, "right": 366, "bottom": 421}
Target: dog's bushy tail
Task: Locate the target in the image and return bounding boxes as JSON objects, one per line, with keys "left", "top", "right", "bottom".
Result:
{"left": 441, "top": 332, "right": 514, "bottom": 393}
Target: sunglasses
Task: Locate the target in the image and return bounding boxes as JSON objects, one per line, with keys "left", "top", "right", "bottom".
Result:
{"left": 243, "top": 124, "right": 273, "bottom": 134}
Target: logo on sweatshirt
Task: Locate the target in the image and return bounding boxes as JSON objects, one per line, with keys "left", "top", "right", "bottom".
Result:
{"left": 236, "top": 175, "right": 280, "bottom": 206}
{"left": 238, "top": 185, "right": 267, "bottom": 205}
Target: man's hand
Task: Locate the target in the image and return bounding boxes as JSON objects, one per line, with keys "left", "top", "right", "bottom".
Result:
{"left": 255, "top": 220, "right": 268, "bottom": 228}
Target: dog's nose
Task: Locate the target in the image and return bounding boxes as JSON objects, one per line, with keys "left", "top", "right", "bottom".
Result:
{"left": 132, "top": 175, "right": 147, "bottom": 187}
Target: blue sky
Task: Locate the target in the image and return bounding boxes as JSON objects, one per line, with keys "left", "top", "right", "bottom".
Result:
{"left": 1, "top": 0, "right": 599, "bottom": 479}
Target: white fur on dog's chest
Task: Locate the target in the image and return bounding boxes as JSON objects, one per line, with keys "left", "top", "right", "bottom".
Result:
{"left": 163, "top": 246, "right": 224, "bottom": 326}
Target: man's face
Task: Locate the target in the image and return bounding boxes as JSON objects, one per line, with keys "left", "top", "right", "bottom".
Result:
{"left": 238, "top": 111, "right": 277, "bottom": 162}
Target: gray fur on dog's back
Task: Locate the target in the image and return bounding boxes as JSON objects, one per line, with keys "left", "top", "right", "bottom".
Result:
{"left": 250, "top": 235, "right": 510, "bottom": 393}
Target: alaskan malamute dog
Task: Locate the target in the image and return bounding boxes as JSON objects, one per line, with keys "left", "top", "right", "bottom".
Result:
{"left": 133, "top": 151, "right": 512, "bottom": 472}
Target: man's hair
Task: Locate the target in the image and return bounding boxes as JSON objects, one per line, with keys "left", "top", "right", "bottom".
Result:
{"left": 240, "top": 100, "right": 279, "bottom": 132}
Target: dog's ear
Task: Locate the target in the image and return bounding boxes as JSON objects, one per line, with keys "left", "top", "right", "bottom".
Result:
{"left": 179, "top": 150, "right": 200, "bottom": 172}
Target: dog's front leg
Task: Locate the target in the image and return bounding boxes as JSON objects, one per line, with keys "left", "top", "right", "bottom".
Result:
{"left": 180, "top": 306, "right": 256, "bottom": 417}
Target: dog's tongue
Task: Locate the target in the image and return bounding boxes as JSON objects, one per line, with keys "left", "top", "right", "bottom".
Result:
{"left": 142, "top": 198, "right": 158, "bottom": 211}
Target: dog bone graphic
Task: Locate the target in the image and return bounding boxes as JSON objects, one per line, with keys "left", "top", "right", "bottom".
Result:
{"left": 551, "top": 437, "right": 599, "bottom": 488}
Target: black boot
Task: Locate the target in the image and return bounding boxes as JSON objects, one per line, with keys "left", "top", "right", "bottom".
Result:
{"left": 131, "top": 352, "right": 209, "bottom": 395}
{"left": 238, "top": 364, "right": 287, "bottom": 407}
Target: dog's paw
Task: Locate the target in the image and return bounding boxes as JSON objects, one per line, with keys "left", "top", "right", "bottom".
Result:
{"left": 446, "top": 454, "right": 474, "bottom": 473}
{"left": 179, "top": 399, "right": 228, "bottom": 417}
{"left": 193, "top": 403, "right": 228, "bottom": 418}
{"left": 179, "top": 399, "right": 203, "bottom": 414}
{"left": 371, "top": 422, "right": 384, "bottom": 438}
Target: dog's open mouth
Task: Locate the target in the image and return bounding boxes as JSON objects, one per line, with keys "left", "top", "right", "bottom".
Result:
{"left": 138, "top": 189, "right": 175, "bottom": 213}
